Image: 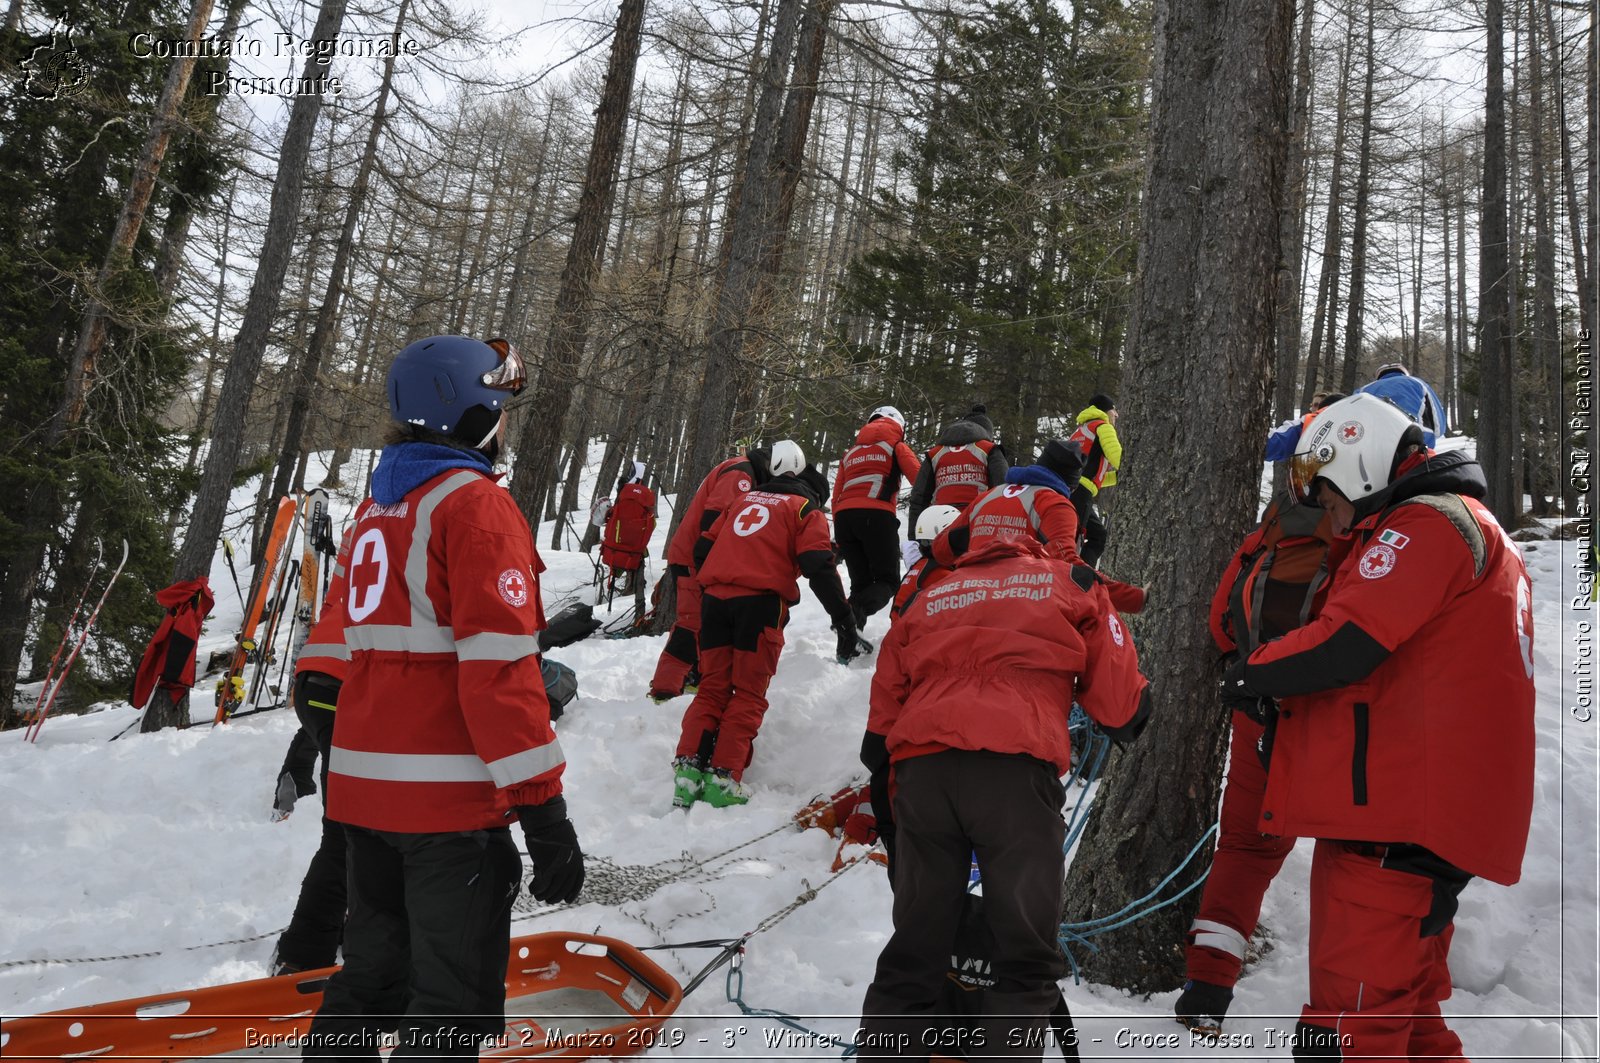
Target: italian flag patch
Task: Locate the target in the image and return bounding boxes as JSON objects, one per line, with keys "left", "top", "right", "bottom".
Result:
{"left": 1378, "top": 529, "right": 1410, "bottom": 549}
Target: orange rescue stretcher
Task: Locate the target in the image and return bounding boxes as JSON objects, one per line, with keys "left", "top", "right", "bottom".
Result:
{"left": 1, "top": 932, "right": 683, "bottom": 1061}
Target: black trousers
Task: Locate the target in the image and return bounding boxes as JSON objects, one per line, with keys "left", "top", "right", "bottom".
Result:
{"left": 1069, "top": 487, "right": 1107, "bottom": 568}
{"left": 276, "top": 672, "right": 347, "bottom": 970}
{"left": 859, "top": 750, "right": 1069, "bottom": 1060}
{"left": 835, "top": 508, "right": 903, "bottom": 620}
{"left": 303, "top": 826, "right": 524, "bottom": 1060}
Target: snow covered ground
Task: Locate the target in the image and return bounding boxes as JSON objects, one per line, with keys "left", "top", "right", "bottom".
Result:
{"left": 1, "top": 445, "right": 1595, "bottom": 1061}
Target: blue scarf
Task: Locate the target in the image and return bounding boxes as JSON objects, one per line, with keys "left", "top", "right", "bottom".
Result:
{"left": 1003, "top": 464, "right": 1073, "bottom": 498}
{"left": 370, "top": 442, "right": 490, "bottom": 505}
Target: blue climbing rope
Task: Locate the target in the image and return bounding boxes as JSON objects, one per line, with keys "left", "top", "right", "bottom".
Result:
{"left": 1057, "top": 822, "right": 1220, "bottom": 983}
{"left": 725, "top": 951, "right": 859, "bottom": 1056}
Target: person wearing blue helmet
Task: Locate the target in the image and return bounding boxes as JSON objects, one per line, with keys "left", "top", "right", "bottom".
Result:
{"left": 306, "top": 335, "right": 585, "bottom": 1059}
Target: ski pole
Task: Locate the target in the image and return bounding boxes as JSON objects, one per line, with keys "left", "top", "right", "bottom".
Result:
{"left": 28, "top": 540, "right": 130, "bottom": 743}
{"left": 24, "top": 538, "right": 103, "bottom": 728}
{"left": 222, "top": 538, "right": 247, "bottom": 610}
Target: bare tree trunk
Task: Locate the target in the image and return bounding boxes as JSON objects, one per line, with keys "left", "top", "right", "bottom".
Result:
{"left": 1338, "top": 1, "right": 1377, "bottom": 393}
{"left": 1299, "top": 25, "right": 1353, "bottom": 408}
{"left": 674, "top": 0, "right": 806, "bottom": 511}
{"left": 1456, "top": 140, "right": 1470, "bottom": 429}
{"left": 509, "top": 0, "right": 648, "bottom": 522}
{"left": 58, "top": 0, "right": 217, "bottom": 434}
{"left": 1479, "top": 0, "right": 1518, "bottom": 523}
{"left": 1272, "top": 0, "right": 1315, "bottom": 422}
{"left": 269, "top": 0, "right": 410, "bottom": 505}
{"left": 1060, "top": 0, "right": 1293, "bottom": 991}
{"left": 1440, "top": 126, "right": 1455, "bottom": 427}
{"left": 1526, "top": 0, "right": 1561, "bottom": 515}
{"left": 172, "top": 0, "right": 351, "bottom": 586}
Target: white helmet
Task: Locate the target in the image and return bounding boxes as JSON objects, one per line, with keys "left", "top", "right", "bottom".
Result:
{"left": 869, "top": 405, "right": 905, "bottom": 430}
{"left": 1289, "top": 393, "right": 1423, "bottom": 505}
{"left": 770, "top": 439, "right": 806, "bottom": 477}
{"left": 914, "top": 504, "right": 960, "bottom": 543}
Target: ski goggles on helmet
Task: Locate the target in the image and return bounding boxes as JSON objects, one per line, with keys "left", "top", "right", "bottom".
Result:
{"left": 1287, "top": 439, "right": 1336, "bottom": 503}
{"left": 481, "top": 338, "right": 525, "bottom": 395}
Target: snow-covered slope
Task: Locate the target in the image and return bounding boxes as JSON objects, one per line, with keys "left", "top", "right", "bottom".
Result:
{"left": 1, "top": 447, "right": 1594, "bottom": 1061}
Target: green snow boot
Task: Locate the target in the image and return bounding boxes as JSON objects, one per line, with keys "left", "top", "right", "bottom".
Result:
{"left": 701, "top": 768, "right": 751, "bottom": 808}
{"left": 672, "top": 757, "right": 706, "bottom": 809}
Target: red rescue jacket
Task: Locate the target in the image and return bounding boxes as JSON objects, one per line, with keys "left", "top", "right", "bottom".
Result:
{"left": 869, "top": 536, "right": 1149, "bottom": 774}
{"left": 892, "top": 556, "right": 955, "bottom": 616}
{"left": 666, "top": 456, "right": 758, "bottom": 569}
{"left": 833, "top": 419, "right": 922, "bottom": 515}
{"left": 328, "top": 462, "right": 563, "bottom": 833}
{"left": 694, "top": 481, "right": 848, "bottom": 624}
{"left": 601, "top": 482, "right": 657, "bottom": 571}
{"left": 931, "top": 482, "right": 1082, "bottom": 567}
{"left": 132, "top": 578, "right": 215, "bottom": 709}
{"left": 296, "top": 526, "right": 353, "bottom": 682}
{"left": 1241, "top": 454, "right": 1535, "bottom": 884}
{"left": 925, "top": 439, "right": 997, "bottom": 510}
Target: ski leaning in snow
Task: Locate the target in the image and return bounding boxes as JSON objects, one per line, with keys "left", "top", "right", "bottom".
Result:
{"left": 241, "top": 514, "right": 304, "bottom": 715}
{"left": 22, "top": 538, "right": 103, "bottom": 732}
{"left": 25, "top": 539, "right": 129, "bottom": 743}
{"left": 214, "top": 497, "right": 298, "bottom": 724}
{"left": 284, "top": 488, "right": 331, "bottom": 673}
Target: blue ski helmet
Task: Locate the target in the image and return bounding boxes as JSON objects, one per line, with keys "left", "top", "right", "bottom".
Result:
{"left": 386, "top": 335, "right": 525, "bottom": 436}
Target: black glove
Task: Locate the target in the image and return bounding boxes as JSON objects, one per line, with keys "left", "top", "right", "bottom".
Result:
{"left": 517, "top": 797, "right": 585, "bottom": 904}
{"left": 1174, "top": 978, "right": 1234, "bottom": 1039}
{"left": 271, "top": 771, "right": 300, "bottom": 820}
{"left": 1220, "top": 656, "right": 1274, "bottom": 725}
{"left": 834, "top": 619, "right": 862, "bottom": 662}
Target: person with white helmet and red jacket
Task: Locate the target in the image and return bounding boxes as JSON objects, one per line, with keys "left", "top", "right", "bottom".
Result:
{"left": 905, "top": 404, "right": 1010, "bottom": 534}
{"left": 673, "top": 440, "right": 856, "bottom": 809}
{"left": 856, "top": 533, "right": 1151, "bottom": 1060}
{"left": 891, "top": 504, "right": 962, "bottom": 617}
{"left": 305, "top": 335, "right": 582, "bottom": 1060}
{"left": 832, "top": 406, "right": 922, "bottom": 650}
{"left": 649, "top": 446, "right": 774, "bottom": 701}
{"left": 1220, "top": 392, "right": 1534, "bottom": 1060}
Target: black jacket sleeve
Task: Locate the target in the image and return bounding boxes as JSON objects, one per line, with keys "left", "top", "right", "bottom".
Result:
{"left": 1243, "top": 621, "right": 1392, "bottom": 698}
{"left": 279, "top": 728, "right": 320, "bottom": 797}
{"left": 987, "top": 445, "right": 1010, "bottom": 485}
{"left": 800, "top": 552, "right": 853, "bottom": 626}
{"left": 906, "top": 460, "right": 934, "bottom": 534}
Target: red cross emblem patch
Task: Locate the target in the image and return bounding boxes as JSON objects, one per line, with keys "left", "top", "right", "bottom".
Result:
{"left": 1338, "top": 421, "right": 1364, "bottom": 443}
{"left": 498, "top": 568, "right": 529, "bottom": 607}
{"left": 733, "top": 503, "right": 771, "bottom": 537}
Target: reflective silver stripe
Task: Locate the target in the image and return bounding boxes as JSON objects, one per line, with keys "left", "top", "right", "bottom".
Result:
{"left": 455, "top": 632, "right": 540, "bottom": 662}
{"left": 333, "top": 563, "right": 346, "bottom": 578}
{"left": 1190, "top": 919, "right": 1248, "bottom": 960}
{"left": 964, "top": 444, "right": 985, "bottom": 461}
{"left": 345, "top": 624, "right": 454, "bottom": 653}
{"left": 484, "top": 740, "right": 566, "bottom": 787}
{"left": 331, "top": 747, "right": 492, "bottom": 783}
{"left": 1017, "top": 486, "right": 1043, "bottom": 535}
{"left": 299, "top": 640, "right": 351, "bottom": 663}
{"left": 931, "top": 445, "right": 950, "bottom": 462}
{"left": 406, "top": 471, "right": 482, "bottom": 630}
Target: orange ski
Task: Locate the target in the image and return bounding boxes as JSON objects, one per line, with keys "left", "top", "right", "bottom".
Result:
{"left": 214, "top": 497, "right": 298, "bottom": 724}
